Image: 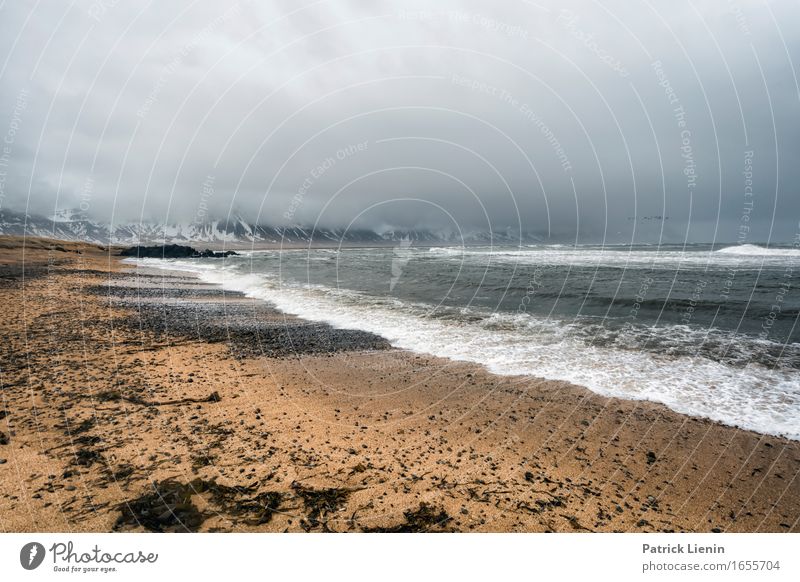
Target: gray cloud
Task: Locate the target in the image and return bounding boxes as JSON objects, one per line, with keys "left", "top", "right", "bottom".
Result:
{"left": 1, "top": 0, "right": 798, "bottom": 242}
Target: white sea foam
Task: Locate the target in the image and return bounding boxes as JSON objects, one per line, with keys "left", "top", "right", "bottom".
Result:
{"left": 130, "top": 257, "right": 800, "bottom": 440}
{"left": 715, "top": 244, "right": 800, "bottom": 257}
{"left": 427, "top": 247, "right": 466, "bottom": 256}
{"left": 425, "top": 245, "right": 800, "bottom": 269}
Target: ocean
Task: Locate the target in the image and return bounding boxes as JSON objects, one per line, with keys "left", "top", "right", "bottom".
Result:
{"left": 134, "top": 242, "right": 800, "bottom": 439}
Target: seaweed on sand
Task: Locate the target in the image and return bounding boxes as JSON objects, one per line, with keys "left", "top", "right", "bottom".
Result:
{"left": 190, "top": 452, "right": 218, "bottom": 472}
{"left": 292, "top": 483, "right": 356, "bottom": 532}
{"left": 362, "top": 503, "right": 452, "bottom": 533}
{"left": 109, "top": 463, "right": 135, "bottom": 481}
{"left": 94, "top": 390, "right": 123, "bottom": 402}
{"left": 69, "top": 417, "right": 95, "bottom": 434}
{"left": 114, "top": 478, "right": 283, "bottom": 532}
{"left": 71, "top": 448, "right": 103, "bottom": 467}
{"left": 92, "top": 390, "right": 222, "bottom": 407}
{"left": 114, "top": 479, "right": 205, "bottom": 532}
{"left": 205, "top": 482, "right": 284, "bottom": 526}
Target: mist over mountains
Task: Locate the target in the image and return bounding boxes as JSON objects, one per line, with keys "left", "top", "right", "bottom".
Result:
{"left": 0, "top": 208, "right": 543, "bottom": 246}
{"left": 1, "top": 1, "right": 798, "bottom": 244}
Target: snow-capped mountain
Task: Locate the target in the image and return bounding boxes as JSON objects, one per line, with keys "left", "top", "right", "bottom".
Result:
{"left": 0, "top": 209, "right": 543, "bottom": 246}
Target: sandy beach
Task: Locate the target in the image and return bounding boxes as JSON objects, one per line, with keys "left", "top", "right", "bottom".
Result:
{"left": 1, "top": 236, "right": 798, "bottom": 533}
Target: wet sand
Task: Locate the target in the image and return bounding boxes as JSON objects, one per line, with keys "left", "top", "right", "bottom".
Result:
{"left": 1, "top": 236, "right": 798, "bottom": 532}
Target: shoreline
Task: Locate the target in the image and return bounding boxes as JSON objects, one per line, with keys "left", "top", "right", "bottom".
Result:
{"left": 128, "top": 254, "right": 800, "bottom": 442}
{"left": 1, "top": 236, "right": 798, "bottom": 532}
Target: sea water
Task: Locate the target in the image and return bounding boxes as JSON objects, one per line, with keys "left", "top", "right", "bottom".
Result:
{"left": 133, "top": 242, "right": 800, "bottom": 439}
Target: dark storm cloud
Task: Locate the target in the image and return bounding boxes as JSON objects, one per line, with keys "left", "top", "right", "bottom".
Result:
{"left": 1, "top": 0, "right": 798, "bottom": 242}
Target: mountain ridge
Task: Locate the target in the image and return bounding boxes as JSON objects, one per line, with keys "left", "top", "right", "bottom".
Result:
{"left": 0, "top": 209, "right": 544, "bottom": 246}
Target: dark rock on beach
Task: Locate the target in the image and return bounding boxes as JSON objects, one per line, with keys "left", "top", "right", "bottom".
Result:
{"left": 118, "top": 244, "right": 238, "bottom": 259}
{"left": 89, "top": 270, "right": 391, "bottom": 358}
{"left": 134, "top": 299, "right": 391, "bottom": 358}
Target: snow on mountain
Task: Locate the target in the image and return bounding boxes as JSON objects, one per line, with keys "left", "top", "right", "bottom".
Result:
{"left": 0, "top": 209, "right": 543, "bottom": 246}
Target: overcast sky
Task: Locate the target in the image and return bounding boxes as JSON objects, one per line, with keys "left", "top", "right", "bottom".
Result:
{"left": 1, "top": 0, "right": 798, "bottom": 243}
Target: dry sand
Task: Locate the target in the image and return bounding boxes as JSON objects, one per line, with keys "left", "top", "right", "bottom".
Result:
{"left": 1, "top": 236, "right": 798, "bottom": 532}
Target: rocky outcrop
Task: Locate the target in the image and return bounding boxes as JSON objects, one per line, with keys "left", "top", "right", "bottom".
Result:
{"left": 118, "top": 244, "right": 238, "bottom": 258}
